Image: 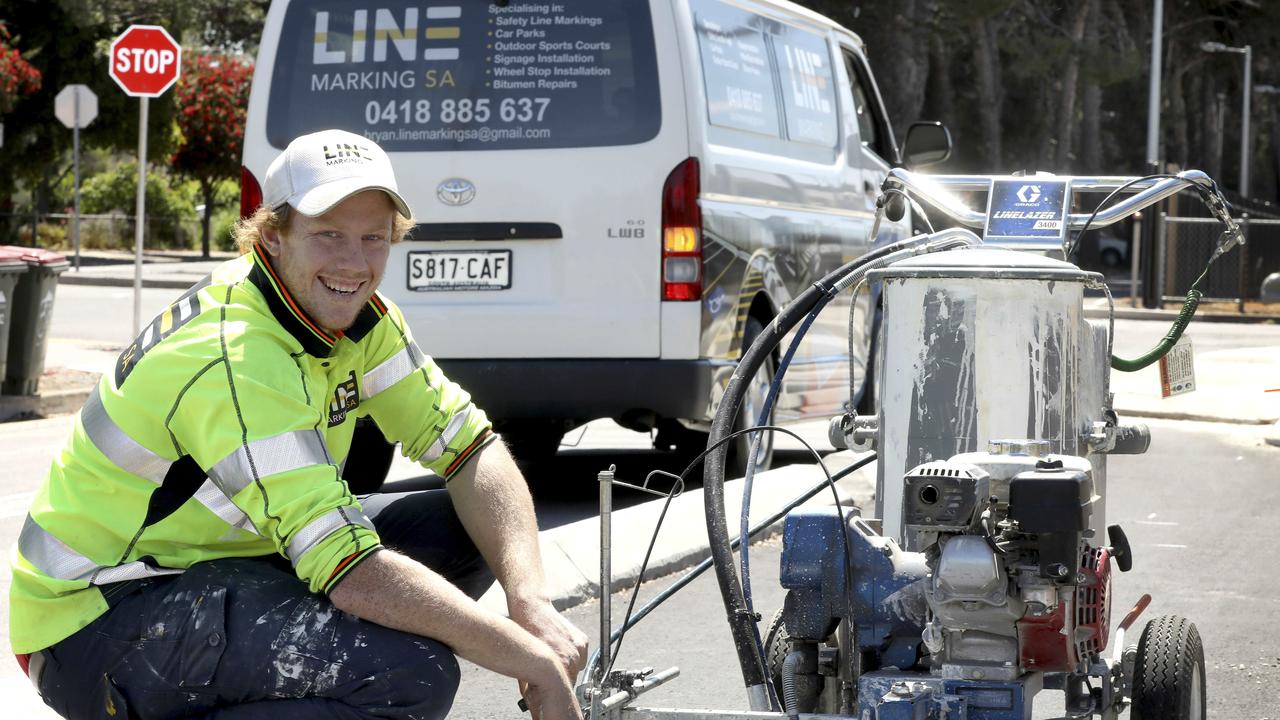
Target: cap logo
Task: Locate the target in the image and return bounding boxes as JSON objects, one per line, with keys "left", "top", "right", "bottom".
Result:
{"left": 322, "top": 143, "right": 374, "bottom": 165}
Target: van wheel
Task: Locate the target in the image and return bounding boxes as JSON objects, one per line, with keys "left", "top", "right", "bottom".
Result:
{"left": 727, "top": 317, "right": 776, "bottom": 478}
{"left": 343, "top": 418, "right": 394, "bottom": 494}
{"left": 497, "top": 420, "right": 565, "bottom": 467}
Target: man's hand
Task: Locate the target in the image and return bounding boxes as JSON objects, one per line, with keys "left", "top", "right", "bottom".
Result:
{"left": 520, "top": 665, "right": 583, "bottom": 720}
{"left": 510, "top": 597, "right": 589, "bottom": 680}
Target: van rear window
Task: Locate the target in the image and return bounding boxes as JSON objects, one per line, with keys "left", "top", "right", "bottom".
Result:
{"left": 267, "top": 0, "right": 661, "bottom": 151}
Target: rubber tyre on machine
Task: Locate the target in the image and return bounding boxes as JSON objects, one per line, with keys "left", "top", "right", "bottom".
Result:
{"left": 1130, "top": 614, "right": 1207, "bottom": 720}
{"left": 764, "top": 608, "right": 839, "bottom": 714}
{"left": 343, "top": 417, "right": 395, "bottom": 494}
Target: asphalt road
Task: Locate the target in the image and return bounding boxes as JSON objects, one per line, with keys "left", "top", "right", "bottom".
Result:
{"left": 450, "top": 418, "right": 1280, "bottom": 719}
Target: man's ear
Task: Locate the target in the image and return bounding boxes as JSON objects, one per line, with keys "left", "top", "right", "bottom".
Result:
{"left": 260, "top": 227, "right": 282, "bottom": 256}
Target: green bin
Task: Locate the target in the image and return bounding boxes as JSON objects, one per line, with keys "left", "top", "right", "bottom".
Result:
{"left": 2, "top": 246, "right": 70, "bottom": 396}
{"left": 0, "top": 248, "right": 28, "bottom": 386}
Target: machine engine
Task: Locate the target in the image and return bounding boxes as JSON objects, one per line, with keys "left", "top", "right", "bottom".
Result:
{"left": 778, "top": 447, "right": 1121, "bottom": 718}
{"left": 903, "top": 453, "right": 1111, "bottom": 682}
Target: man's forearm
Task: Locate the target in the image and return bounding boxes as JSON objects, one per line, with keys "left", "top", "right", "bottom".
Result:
{"left": 447, "top": 441, "right": 549, "bottom": 606}
{"left": 329, "top": 548, "right": 561, "bottom": 683}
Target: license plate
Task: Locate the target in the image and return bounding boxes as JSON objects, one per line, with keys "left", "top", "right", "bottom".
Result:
{"left": 407, "top": 250, "right": 511, "bottom": 291}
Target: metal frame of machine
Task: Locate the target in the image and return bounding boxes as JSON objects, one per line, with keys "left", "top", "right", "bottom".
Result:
{"left": 579, "top": 169, "right": 1238, "bottom": 720}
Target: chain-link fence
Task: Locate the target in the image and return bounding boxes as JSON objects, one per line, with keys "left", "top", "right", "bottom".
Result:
{"left": 0, "top": 212, "right": 201, "bottom": 251}
{"left": 1161, "top": 213, "right": 1280, "bottom": 308}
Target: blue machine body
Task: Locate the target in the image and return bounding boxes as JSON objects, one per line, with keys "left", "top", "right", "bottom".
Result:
{"left": 779, "top": 509, "right": 928, "bottom": 668}
{"left": 779, "top": 508, "right": 1042, "bottom": 719}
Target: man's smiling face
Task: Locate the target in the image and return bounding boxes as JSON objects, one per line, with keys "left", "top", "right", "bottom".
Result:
{"left": 261, "top": 190, "right": 394, "bottom": 334}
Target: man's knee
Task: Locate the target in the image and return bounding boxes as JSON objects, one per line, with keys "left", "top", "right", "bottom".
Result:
{"left": 349, "top": 643, "right": 461, "bottom": 720}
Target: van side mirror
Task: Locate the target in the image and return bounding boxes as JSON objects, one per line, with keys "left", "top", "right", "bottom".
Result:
{"left": 902, "top": 122, "right": 952, "bottom": 168}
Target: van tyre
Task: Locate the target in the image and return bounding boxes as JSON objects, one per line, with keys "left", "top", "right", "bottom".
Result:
{"left": 728, "top": 316, "right": 775, "bottom": 478}
{"left": 1131, "top": 615, "right": 1206, "bottom": 720}
{"left": 343, "top": 418, "right": 394, "bottom": 494}
{"left": 498, "top": 421, "right": 565, "bottom": 467}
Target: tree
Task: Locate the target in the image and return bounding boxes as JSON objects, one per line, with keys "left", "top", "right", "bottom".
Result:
{"left": 0, "top": 0, "right": 268, "bottom": 243}
{"left": 0, "top": 21, "right": 42, "bottom": 113}
{"left": 171, "top": 53, "right": 252, "bottom": 257}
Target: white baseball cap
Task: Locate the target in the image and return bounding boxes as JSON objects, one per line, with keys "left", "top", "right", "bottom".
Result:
{"left": 262, "top": 129, "right": 412, "bottom": 219}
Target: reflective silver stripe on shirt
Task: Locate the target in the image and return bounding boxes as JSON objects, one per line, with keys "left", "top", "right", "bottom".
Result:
{"left": 18, "top": 514, "right": 182, "bottom": 584}
{"left": 286, "top": 507, "right": 375, "bottom": 567}
{"left": 208, "top": 430, "right": 332, "bottom": 497}
{"left": 362, "top": 341, "right": 427, "bottom": 399}
{"left": 192, "top": 479, "right": 260, "bottom": 535}
{"left": 416, "top": 405, "right": 474, "bottom": 464}
{"left": 81, "top": 386, "right": 173, "bottom": 484}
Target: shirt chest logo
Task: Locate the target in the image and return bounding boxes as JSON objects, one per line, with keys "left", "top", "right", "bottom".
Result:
{"left": 329, "top": 371, "right": 360, "bottom": 427}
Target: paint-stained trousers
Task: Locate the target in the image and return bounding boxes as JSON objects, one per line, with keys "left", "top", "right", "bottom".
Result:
{"left": 30, "top": 490, "right": 495, "bottom": 720}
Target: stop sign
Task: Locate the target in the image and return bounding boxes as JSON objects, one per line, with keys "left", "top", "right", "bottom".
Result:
{"left": 109, "top": 25, "right": 181, "bottom": 97}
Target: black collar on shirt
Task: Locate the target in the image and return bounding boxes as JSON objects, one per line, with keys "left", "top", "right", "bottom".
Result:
{"left": 247, "top": 243, "right": 386, "bottom": 358}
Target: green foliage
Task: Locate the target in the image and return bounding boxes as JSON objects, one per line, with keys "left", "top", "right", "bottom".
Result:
{"left": 80, "top": 161, "right": 197, "bottom": 220}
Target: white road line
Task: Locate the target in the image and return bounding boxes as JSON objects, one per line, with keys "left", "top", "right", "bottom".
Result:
{"left": 1135, "top": 520, "right": 1179, "bottom": 526}
{"left": 1150, "top": 543, "right": 1188, "bottom": 549}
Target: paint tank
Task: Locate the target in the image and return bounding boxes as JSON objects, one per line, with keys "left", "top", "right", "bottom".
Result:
{"left": 869, "top": 248, "right": 1108, "bottom": 543}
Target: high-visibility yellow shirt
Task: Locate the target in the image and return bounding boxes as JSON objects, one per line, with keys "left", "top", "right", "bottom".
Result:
{"left": 9, "top": 246, "right": 493, "bottom": 653}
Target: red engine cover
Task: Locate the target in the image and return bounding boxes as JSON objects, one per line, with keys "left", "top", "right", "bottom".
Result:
{"left": 1016, "top": 546, "right": 1112, "bottom": 672}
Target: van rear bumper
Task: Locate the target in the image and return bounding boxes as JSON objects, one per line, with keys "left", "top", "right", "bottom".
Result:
{"left": 434, "top": 358, "right": 722, "bottom": 421}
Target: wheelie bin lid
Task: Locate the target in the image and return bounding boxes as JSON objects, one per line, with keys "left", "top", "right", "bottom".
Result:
{"left": 0, "top": 247, "right": 29, "bottom": 271}
{"left": 0, "top": 245, "right": 69, "bottom": 268}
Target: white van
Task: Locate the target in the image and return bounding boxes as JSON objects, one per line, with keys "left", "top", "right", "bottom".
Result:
{"left": 242, "top": 0, "right": 941, "bottom": 485}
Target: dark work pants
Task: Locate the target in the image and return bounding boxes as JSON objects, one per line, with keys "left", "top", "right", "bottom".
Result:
{"left": 32, "top": 490, "right": 495, "bottom": 720}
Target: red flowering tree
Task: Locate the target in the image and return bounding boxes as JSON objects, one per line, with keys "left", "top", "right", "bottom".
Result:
{"left": 0, "top": 22, "right": 41, "bottom": 114}
{"left": 172, "top": 53, "right": 253, "bottom": 257}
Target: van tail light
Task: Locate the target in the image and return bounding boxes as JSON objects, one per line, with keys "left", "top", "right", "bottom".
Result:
{"left": 661, "top": 157, "right": 702, "bottom": 301}
{"left": 240, "top": 166, "right": 263, "bottom": 219}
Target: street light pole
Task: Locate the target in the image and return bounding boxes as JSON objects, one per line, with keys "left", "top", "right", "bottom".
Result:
{"left": 1142, "top": 0, "right": 1165, "bottom": 309}
{"left": 1146, "top": 0, "right": 1163, "bottom": 175}
{"left": 1241, "top": 44, "right": 1252, "bottom": 198}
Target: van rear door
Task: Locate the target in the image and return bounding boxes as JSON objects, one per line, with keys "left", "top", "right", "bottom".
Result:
{"left": 259, "top": 0, "right": 682, "bottom": 359}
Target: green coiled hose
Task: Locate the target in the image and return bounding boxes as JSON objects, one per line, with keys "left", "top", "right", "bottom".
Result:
{"left": 1110, "top": 288, "right": 1202, "bottom": 371}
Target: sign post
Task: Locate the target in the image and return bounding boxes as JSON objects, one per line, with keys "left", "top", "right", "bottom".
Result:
{"left": 108, "top": 25, "right": 180, "bottom": 338}
{"left": 55, "top": 84, "right": 99, "bottom": 271}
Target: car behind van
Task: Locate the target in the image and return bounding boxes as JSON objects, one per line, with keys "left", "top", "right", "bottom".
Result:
{"left": 242, "top": 0, "right": 938, "bottom": 488}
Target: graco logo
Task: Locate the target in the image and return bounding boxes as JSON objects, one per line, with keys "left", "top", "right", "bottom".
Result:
{"left": 1016, "top": 184, "right": 1042, "bottom": 203}
{"left": 329, "top": 370, "right": 360, "bottom": 426}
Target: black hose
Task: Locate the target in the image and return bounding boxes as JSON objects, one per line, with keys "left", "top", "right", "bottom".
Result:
{"left": 701, "top": 237, "right": 925, "bottom": 691}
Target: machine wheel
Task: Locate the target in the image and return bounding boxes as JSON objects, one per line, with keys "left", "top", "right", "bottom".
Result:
{"left": 727, "top": 316, "right": 776, "bottom": 479}
{"left": 343, "top": 418, "right": 394, "bottom": 494}
{"left": 764, "top": 608, "right": 789, "bottom": 693}
{"left": 1131, "top": 615, "right": 1206, "bottom": 720}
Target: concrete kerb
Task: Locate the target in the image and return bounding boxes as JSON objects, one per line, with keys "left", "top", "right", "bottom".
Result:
{"left": 0, "top": 388, "right": 93, "bottom": 423}
{"left": 59, "top": 273, "right": 194, "bottom": 290}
